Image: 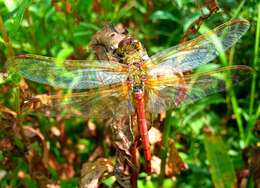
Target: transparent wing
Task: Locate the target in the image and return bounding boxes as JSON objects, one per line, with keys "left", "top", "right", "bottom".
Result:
{"left": 24, "top": 84, "right": 135, "bottom": 119}
{"left": 145, "top": 65, "right": 253, "bottom": 113}
{"left": 8, "top": 54, "right": 128, "bottom": 89}
{"left": 148, "top": 19, "right": 250, "bottom": 76}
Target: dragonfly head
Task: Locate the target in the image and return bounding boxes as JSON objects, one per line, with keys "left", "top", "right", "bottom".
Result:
{"left": 115, "top": 37, "right": 147, "bottom": 64}
{"left": 118, "top": 37, "right": 142, "bottom": 50}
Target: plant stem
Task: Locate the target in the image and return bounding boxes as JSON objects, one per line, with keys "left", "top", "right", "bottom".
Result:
{"left": 158, "top": 110, "right": 172, "bottom": 188}
{"left": 246, "top": 2, "right": 260, "bottom": 145}
{"left": 232, "top": 0, "right": 246, "bottom": 19}
{"left": 228, "top": 47, "right": 245, "bottom": 142}
{"left": 249, "top": 3, "right": 260, "bottom": 116}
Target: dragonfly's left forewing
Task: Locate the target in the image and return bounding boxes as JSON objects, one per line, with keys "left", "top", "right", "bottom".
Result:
{"left": 148, "top": 19, "right": 249, "bottom": 77}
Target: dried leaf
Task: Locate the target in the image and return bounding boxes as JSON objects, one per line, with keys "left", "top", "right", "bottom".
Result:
{"left": 110, "top": 117, "right": 134, "bottom": 154}
{"left": 148, "top": 127, "right": 162, "bottom": 145}
{"left": 22, "top": 126, "right": 49, "bottom": 168}
{"left": 248, "top": 146, "right": 260, "bottom": 187}
{"left": 0, "top": 104, "right": 17, "bottom": 117}
{"left": 114, "top": 152, "right": 132, "bottom": 188}
{"left": 110, "top": 117, "right": 137, "bottom": 188}
{"left": 0, "top": 138, "right": 14, "bottom": 151}
{"left": 166, "top": 139, "right": 187, "bottom": 177}
{"left": 90, "top": 24, "right": 137, "bottom": 188}
{"left": 19, "top": 78, "right": 29, "bottom": 92}
{"left": 151, "top": 155, "right": 161, "bottom": 174}
{"left": 46, "top": 184, "right": 60, "bottom": 188}
{"left": 50, "top": 126, "right": 61, "bottom": 137}
{"left": 0, "top": 73, "right": 8, "bottom": 84}
{"left": 80, "top": 158, "right": 114, "bottom": 188}
{"left": 88, "top": 146, "right": 103, "bottom": 162}
{"left": 90, "top": 24, "right": 127, "bottom": 62}
{"left": 60, "top": 164, "right": 75, "bottom": 179}
{"left": 0, "top": 170, "right": 7, "bottom": 181}
{"left": 180, "top": 0, "right": 219, "bottom": 42}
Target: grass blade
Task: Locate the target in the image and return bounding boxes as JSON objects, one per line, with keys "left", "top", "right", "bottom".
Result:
{"left": 204, "top": 131, "right": 236, "bottom": 188}
{"left": 246, "top": 2, "right": 260, "bottom": 145}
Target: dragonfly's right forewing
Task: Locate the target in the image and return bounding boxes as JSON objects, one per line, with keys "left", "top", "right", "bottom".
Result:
{"left": 9, "top": 54, "right": 128, "bottom": 90}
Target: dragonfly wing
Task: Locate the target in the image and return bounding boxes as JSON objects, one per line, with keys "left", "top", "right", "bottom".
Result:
{"left": 145, "top": 65, "right": 253, "bottom": 113}
{"left": 148, "top": 19, "right": 249, "bottom": 76}
{"left": 25, "top": 84, "right": 135, "bottom": 119}
{"left": 9, "top": 55, "right": 128, "bottom": 89}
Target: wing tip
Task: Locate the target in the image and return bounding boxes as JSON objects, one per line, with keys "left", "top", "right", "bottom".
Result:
{"left": 229, "top": 18, "right": 250, "bottom": 29}
{"left": 235, "top": 64, "right": 255, "bottom": 73}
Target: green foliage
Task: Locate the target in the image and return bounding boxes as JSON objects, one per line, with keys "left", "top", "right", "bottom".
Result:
{"left": 204, "top": 132, "right": 236, "bottom": 188}
{"left": 60, "top": 178, "right": 79, "bottom": 188}
{"left": 0, "top": 0, "right": 259, "bottom": 187}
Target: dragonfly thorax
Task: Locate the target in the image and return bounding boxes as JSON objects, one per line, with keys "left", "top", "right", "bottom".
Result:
{"left": 115, "top": 37, "right": 149, "bottom": 92}
{"left": 127, "top": 62, "right": 147, "bottom": 92}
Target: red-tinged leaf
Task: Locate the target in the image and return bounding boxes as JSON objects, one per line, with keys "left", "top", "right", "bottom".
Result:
{"left": 0, "top": 138, "right": 13, "bottom": 151}
{"left": 204, "top": 130, "right": 236, "bottom": 188}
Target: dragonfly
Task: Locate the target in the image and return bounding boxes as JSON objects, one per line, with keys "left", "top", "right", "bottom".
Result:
{"left": 9, "top": 19, "right": 252, "bottom": 172}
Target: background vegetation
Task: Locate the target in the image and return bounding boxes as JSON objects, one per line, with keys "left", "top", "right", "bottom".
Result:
{"left": 0, "top": 0, "right": 259, "bottom": 188}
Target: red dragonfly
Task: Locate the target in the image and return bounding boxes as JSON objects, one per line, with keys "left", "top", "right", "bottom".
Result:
{"left": 10, "top": 19, "right": 252, "bottom": 172}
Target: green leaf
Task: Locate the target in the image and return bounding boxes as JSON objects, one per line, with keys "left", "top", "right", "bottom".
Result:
{"left": 14, "top": 137, "right": 25, "bottom": 151}
{"left": 150, "top": 10, "right": 179, "bottom": 22}
{"left": 163, "top": 178, "right": 175, "bottom": 188}
{"left": 48, "top": 167, "right": 58, "bottom": 181}
{"left": 14, "top": 0, "right": 32, "bottom": 25}
{"left": 0, "top": 151, "right": 4, "bottom": 161}
{"left": 24, "top": 177, "right": 37, "bottom": 188}
{"left": 31, "top": 142, "right": 42, "bottom": 156}
{"left": 4, "top": 0, "right": 32, "bottom": 30}
{"left": 102, "top": 176, "right": 116, "bottom": 187}
{"left": 60, "top": 178, "right": 79, "bottom": 188}
{"left": 204, "top": 132, "right": 236, "bottom": 188}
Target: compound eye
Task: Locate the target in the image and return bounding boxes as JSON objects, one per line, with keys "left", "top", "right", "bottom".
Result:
{"left": 118, "top": 38, "right": 132, "bottom": 48}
